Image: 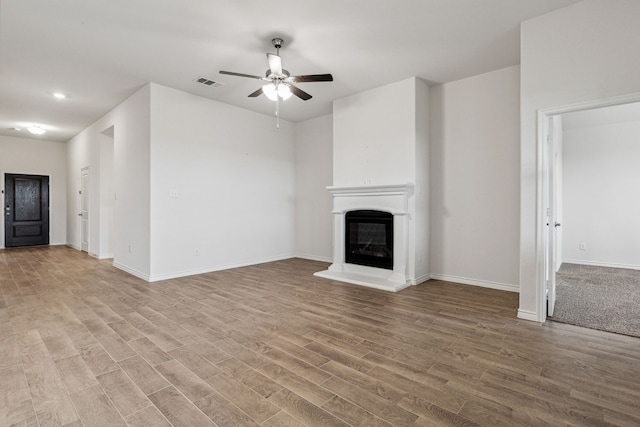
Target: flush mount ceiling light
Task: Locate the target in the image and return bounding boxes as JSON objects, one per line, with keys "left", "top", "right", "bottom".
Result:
{"left": 53, "top": 92, "right": 66, "bottom": 99}
{"left": 27, "top": 125, "right": 46, "bottom": 135}
{"left": 220, "top": 38, "right": 333, "bottom": 128}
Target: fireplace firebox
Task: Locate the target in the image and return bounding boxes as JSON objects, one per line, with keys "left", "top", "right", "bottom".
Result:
{"left": 345, "top": 210, "right": 393, "bottom": 270}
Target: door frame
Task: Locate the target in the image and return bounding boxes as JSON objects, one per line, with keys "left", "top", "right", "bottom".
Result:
{"left": 536, "top": 91, "right": 640, "bottom": 321}
{"left": 80, "top": 167, "right": 90, "bottom": 252}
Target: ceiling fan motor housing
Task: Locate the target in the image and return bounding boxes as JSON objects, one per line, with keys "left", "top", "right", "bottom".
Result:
{"left": 272, "top": 38, "right": 284, "bottom": 49}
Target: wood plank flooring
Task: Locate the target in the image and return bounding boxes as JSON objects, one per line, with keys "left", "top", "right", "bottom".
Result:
{"left": 1, "top": 246, "right": 639, "bottom": 426}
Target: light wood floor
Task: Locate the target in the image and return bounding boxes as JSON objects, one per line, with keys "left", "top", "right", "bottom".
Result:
{"left": 1, "top": 247, "right": 639, "bottom": 427}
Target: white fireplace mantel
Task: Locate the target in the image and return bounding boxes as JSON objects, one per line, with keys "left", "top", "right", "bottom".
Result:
{"left": 314, "top": 183, "right": 414, "bottom": 292}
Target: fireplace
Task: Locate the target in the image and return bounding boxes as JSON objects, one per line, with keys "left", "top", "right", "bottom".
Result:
{"left": 314, "top": 183, "right": 413, "bottom": 292}
{"left": 345, "top": 210, "right": 393, "bottom": 270}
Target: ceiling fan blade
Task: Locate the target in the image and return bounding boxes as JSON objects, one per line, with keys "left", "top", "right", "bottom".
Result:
{"left": 286, "top": 83, "right": 312, "bottom": 101}
{"left": 248, "top": 87, "right": 263, "bottom": 98}
{"left": 289, "top": 74, "right": 334, "bottom": 83}
{"left": 219, "top": 70, "right": 264, "bottom": 80}
{"left": 267, "top": 53, "right": 283, "bottom": 76}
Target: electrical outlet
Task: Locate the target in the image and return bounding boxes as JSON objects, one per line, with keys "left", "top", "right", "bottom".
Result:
{"left": 579, "top": 243, "right": 587, "bottom": 250}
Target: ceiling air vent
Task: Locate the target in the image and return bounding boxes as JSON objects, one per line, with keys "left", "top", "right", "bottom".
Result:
{"left": 193, "top": 77, "right": 224, "bottom": 88}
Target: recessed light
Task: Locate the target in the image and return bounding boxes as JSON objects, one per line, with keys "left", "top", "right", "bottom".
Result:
{"left": 53, "top": 92, "right": 66, "bottom": 99}
{"left": 27, "top": 125, "right": 46, "bottom": 135}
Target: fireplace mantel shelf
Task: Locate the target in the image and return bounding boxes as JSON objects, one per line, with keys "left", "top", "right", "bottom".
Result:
{"left": 327, "top": 183, "right": 413, "bottom": 196}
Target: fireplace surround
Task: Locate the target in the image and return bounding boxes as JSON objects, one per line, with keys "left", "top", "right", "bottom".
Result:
{"left": 314, "top": 183, "right": 413, "bottom": 292}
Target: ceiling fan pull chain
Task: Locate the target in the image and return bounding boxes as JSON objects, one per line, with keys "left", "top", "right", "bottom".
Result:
{"left": 276, "top": 96, "right": 280, "bottom": 129}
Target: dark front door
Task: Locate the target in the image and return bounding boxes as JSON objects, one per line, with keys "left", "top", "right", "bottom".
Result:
{"left": 4, "top": 174, "right": 50, "bottom": 247}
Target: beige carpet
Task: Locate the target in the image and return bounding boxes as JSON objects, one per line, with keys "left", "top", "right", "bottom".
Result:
{"left": 549, "top": 263, "right": 640, "bottom": 337}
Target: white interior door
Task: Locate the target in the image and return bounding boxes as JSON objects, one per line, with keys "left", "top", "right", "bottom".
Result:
{"left": 81, "top": 168, "right": 89, "bottom": 252}
{"left": 546, "top": 115, "right": 563, "bottom": 317}
{"left": 552, "top": 115, "right": 563, "bottom": 274}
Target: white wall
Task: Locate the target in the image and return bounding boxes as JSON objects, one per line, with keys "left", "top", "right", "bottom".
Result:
{"left": 148, "top": 84, "right": 296, "bottom": 280}
{"left": 67, "top": 124, "right": 100, "bottom": 254}
{"left": 430, "top": 65, "right": 520, "bottom": 291}
{"left": 67, "top": 83, "right": 298, "bottom": 282}
{"left": 0, "top": 135, "right": 67, "bottom": 247}
{"left": 414, "top": 78, "right": 431, "bottom": 281}
{"left": 112, "top": 86, "right": 151, "bottom": 277}
{"left": 294, "top": 114, "right": 333, "bottom": 262}
{"left": 333, "top": 78, "right": 417, "bottom": 186}
{"left": 520, "top": 0, "right": 640, "bottom": 320}
{"left": 562, "top": 120, "right": 640, "bottom": 269}
{"left": 99, "top": 130, "right": 115, "bottom": 258}
{"left": 67, "top": 85, "right": 150, "bottom": 276}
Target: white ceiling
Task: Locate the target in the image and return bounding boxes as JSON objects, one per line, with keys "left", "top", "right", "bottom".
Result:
{"left": 0, "top": 0, "right": 581, "bottom": 143}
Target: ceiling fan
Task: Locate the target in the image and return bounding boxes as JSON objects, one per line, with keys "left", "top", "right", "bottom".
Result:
{"left": 220, "top": 38, "right": 333, "bottom": 127}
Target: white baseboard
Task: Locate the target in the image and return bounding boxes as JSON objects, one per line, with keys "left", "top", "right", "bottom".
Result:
{"left": 563, "top": 259, "right": 640, "bottom": 271}
{"left": 410, "top": 273, "right": 431, "bottom": 286}
{"left": 146, "top": 254, "right": 296, "bottom": 282}
{"left": 112, "top": 262, "right": 151, "bottom": 281}
{"left": 429, "top": 273, "right": 519, "bottom": 293}
{"left": 66, "top": 243, "right": 112, "bottom": 260}
{"left": 295, "top": 253, "right": 332, "bottom": 263}
{"left": 517, "top": 309, "right": 541, "bottom": 322}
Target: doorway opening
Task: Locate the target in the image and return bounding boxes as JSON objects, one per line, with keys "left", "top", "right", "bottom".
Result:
{"left": 539, "top": 93, "right": 640, "bottom": 337}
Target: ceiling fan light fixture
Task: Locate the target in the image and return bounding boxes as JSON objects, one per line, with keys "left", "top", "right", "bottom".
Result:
{"left": 278, "top": 84, "right": 292, "bottom": 100}
{"left": 262, "top": 83, "right": 278, "bottom": 101}
{"left": 262, "top": 83, "right": 292, "bottom": 101}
